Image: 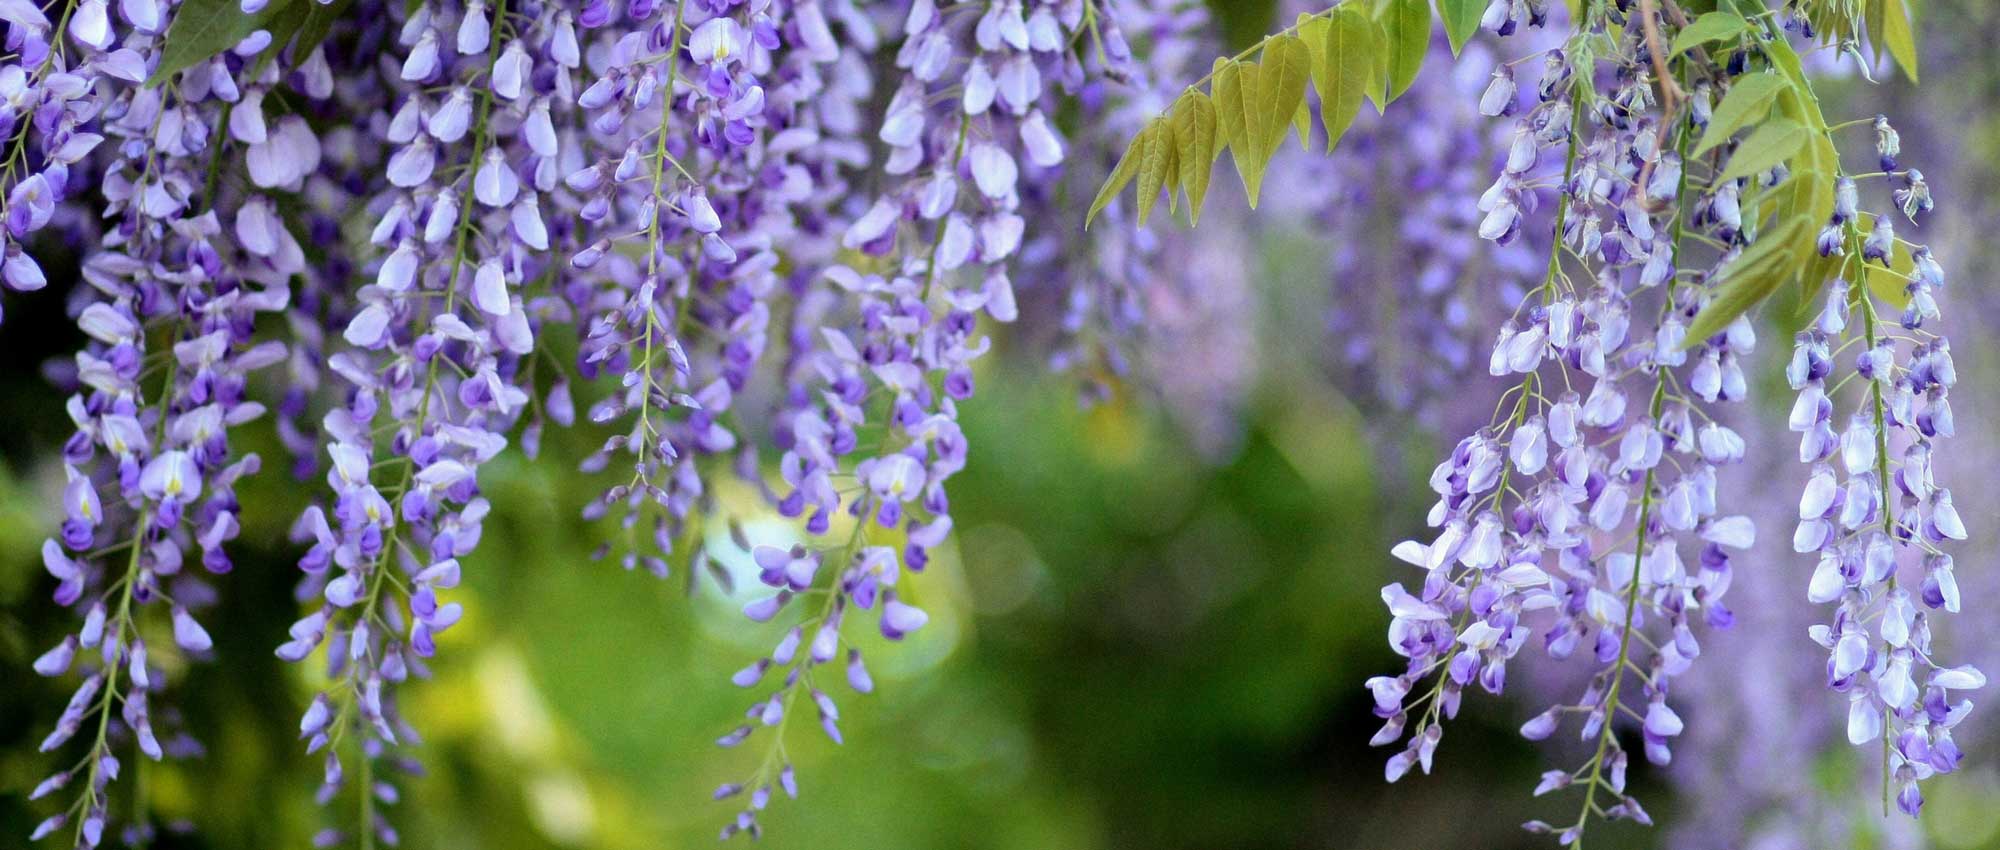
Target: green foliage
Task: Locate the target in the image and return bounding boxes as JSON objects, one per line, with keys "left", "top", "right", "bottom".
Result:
{"left": 1790, "top": 0, "right": 1918, "bottom": 81}
{"left": 150, "top": 0, "right": 280, "bottom": 85}
{"left": 1871, "top": 0, "right": 1920, "bottom": 82}
{"left": 1301, "top": 9, "right": 1374, "bottom": 150}
{"left": 1135, "top": 121, "right": 1177, "bottom": 226}
{"left": 1717, "top": 118, "right": 1809, "bottom": 182}
{"left": 149, "top": 0, "right": 348, "bottom": 86}
{"left": 1434, "top": 0, "right": 1482, "bottom": 55}
{"left": 1088, "top": 124, "right": 1149, "bottom": 226}
{"left": 1683, "top": 217, "right": 1811, "bottom": 344}
{"left": 1239, "top": 35, "right": 1313, "bottom": 206}
{"left": 1376, "top": 0, "right": 1430, "bottom": 103}
{"left": 1171, "top": 92, "right": 1219, "bottom": 223}
{"left": 1694, "top": 72, "right": 1789, "bottom": 155}
{"left": 1087, "top": 0, "right": 1423, "bottom": 227}
{"left": 257, "top": 0, "right": 353, "bottom": 76}
{"left": 1669, "top": 11, "right": 1749, "bottom": 55}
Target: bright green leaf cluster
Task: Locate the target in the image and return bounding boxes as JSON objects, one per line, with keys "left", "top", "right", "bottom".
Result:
{"left": 1089, "top": 0, "right": 1472, "bottom": 228}
{"left": 1681, "top": 6, "right": 1920, "bottom": 346}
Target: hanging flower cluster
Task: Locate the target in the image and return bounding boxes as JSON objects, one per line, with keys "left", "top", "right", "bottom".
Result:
{"left": 1367, "top": 8, "right": 1766, "bottom": 841}
{"left": 1348, "top": 0, "right": 1981, "bottom": 843}
{"left": 1790, "top": 133, "right": 1974, "bottom": 817}
{"left": 1296, "top": 26, "right": 1552, "bottom": 436}
{"left": 12, "top": 0, "right": 1984, "bottom": 845}
{"left": 10, "top": 0, "right": 1221, "bottom": 846}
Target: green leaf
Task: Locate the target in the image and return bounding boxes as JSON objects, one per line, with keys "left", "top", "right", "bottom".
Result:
{"left": 1670, "top": 11, "right": 1748, "bottom": 55}
{"left": 1694, "top": 72, "right": 1790, "bottom": 155}
{"left": 1086, "top": 123, "right": 1150, "bottom": 229}
{"left": 1170, "top": 92, "right": 1218, "bottom": 224}
{"left": 1226, "top": 34, "right": 1310, "bottom": 208}
{"left": 1293, "top": 101, "right": 1313, "bottom": 149}
{"left": 1436, "top": 0, "right": 1482, "bottom": 55}
{"left": 1378, "top": 0, "right": 1430, "bottom": 103}
{"left": 1310, "top": 7, "right": 1374, "bottom": 150}
{"left": 1718, "top": 117, "right": 1808, "bottom": 182}
{"left": 1877, "top": 0, "right": 1918, "bottom": 82}
{"left": 1865, "top": 0, "right": 1888, "bottom": 62}
{"left": 151, "top": 0, "right": 289, "bottom": 86}
{"left": 1213, "top": 60, "right": 1259, "bottom": 195}
{"left": 1213, "top": 60, "right": 1247, "bottom": 159}
{"left": 1135, "top": 120, "right": 1178, "bottom": 227}
{"left": 1682, "top": 217, "right": 1811, "bottom": 346}
{"left": 1364, "top": 12, "right": 1392, "bottom": 109}
{"left": 251, "top": 0, "right": 352, "bottom": 77}
{"left": 1254, "top": 35, "right": 1311, "bottom": 154}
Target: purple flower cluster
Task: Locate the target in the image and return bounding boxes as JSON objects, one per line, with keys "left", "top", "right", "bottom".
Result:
{"left": 11, "top": 0, "right": 1184, "bottom": 843}
{"left": 10, "top": 0, "right": 1987, "bottom": 844}
{"left": 1790, "top": 134, "right": 1975, "bottom": 816}
{"left": 1365, "top": 9, "right": 1771, "bottom": 844}
{"left": 707, "top": 0, "right": 1157, "bottom": 836}
{"left": 22, "top": 4, "right": 287, "bottom": 845}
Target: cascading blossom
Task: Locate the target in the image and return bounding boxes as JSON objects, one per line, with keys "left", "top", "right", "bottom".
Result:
{"left": 1365, "top": 6, "right": 1774, "bottom": 844}
{"left": 23, "top": 5, "right": 286, "bottom": 846}
{"left": 8, "top": 0, "right": 1987, "bottom": 846}
{"left": 706, "top": 0, "right": 1142, "bottom": 836}
{"left": 1789, "top": 129, "right": 1976, "bottom": 816}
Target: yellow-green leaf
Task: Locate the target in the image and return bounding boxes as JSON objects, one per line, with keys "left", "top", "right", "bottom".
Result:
{"left": 1877, "top": 0, "right": 1918, "bottom": 82}
{"left": 1293, "top": 101, "right": 1313, "bottom": 149}
{"left": 1171, "top": 92, "right": 1218, "bottom": 224}
{"left": 1364, "top": 12, "right": 1392, "bottom": 109}
{"left": 1718, "top": 117, "right": 1809, "bottom": 182}
{"left": 1378, "top": 0, "right": 1430, "bottom": 103}
{"left": 1135, "top": 119, "right": 1179, "bottom": 227}
{"left": 1671, "top": 11, "right": 1748, "bottom": 55}
{"left": 1087, "top": 124, "right": 1150, "bottom": 229}
{"left": 1695, "top": 72, "right": 1790, "bottom": 155}
{"left": 1214, "top": 61, "right": 1262, "bottom": 198}
{"left": 1210, "top": 59, "right": 1241, "bottom": 159}
{"left": 1865, "top": 0, "right": 1889, "bottom": 62}
{"left": 1436, "top": 0, "right": 1482, "bottom": 55}
{"left": 1229, "top": 35, "right": 1310, "bottom": 208}
{"left": 1683, "top": 217, "right": 1811, "bottom": 346}
{"left": 1254, "top": 35, "right": 1312, "bottom": 154}
{"left": 1312, "top": 7, "right": 1374, "bottom": 150}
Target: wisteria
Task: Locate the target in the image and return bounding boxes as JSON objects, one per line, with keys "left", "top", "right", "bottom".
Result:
{"left": 1344, "top": 1, "right": 1979, "bottom": 845}
{"left": 1789, "top": 139, "right": 1974, "bottom": 816}
{"left": 1366, "top": 6, "right": 1766, "bottom": 841}
{"left": 707, "top": 0, "right": 1139, "bottom": 835}
{"left": 7, "top": 0, "right": 1989, "bottom": 846}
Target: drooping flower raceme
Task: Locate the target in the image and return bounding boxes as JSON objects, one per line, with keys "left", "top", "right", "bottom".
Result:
{"left": 1790, "top": 131, "right": 1976, "bottom": 817}
{"left": 1298, "top": 29, "right": 1550, "bottom": 437}
{"left": 10, "top": 0, "right": 1987, "bottom": 846}
{"left": 25, "top": 9, "right": 286, "bottom": 846}
{"left": 1367, "top": 7, "right": 1767, "bottom": 844}
{"left": 707, "top": 0, "right": 1142, "bottom": 836}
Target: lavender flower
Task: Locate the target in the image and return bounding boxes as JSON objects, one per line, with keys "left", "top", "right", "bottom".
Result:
{"left": 1369, "top": 9, "right": 1765, "bottom": 844}
{"left": 1790, "top": 159, "right": 1975, "bottom": 816}
{"left": 27, "top": 10, "right": 283, "bottom": 843}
